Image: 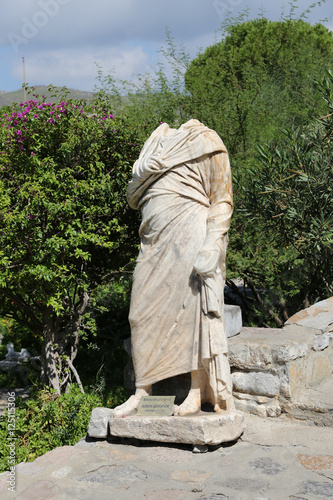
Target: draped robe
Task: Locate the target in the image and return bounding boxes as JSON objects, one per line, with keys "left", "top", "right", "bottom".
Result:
{"left": 127, "top": 120, "right": 233, "bottom": 407}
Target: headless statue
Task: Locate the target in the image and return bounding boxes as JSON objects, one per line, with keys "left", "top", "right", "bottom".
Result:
{"left": 113, "top": 119, "right": 234, "bottom": 417}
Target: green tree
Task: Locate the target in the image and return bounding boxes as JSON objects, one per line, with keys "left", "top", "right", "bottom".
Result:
{"left": 185, "top": 17, "right": 333, "bottom": 163}
{"left": 184, "top": 14, "right": 333, "bottom": 323}
{"left": 0, "top": 89, "right": 141, "bottom": 393}
{"left": 235, "top": 71, "right": 333, "bottom": 317}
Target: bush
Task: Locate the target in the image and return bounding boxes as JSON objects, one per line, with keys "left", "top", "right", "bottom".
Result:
{"left": 0, "top": 87, "right": 142, "bottom": 392}
{"left": 0, "top": 385, "right": 105, "bottom": 472}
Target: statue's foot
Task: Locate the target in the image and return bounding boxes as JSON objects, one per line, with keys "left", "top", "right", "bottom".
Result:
{"left": 113, "top": 387, "right": 151, "bottom": 418}
{"left": 113, "top": 395, "right": 141, "bottom": 418}
{"left": 214, "top": 397, "right": 235, "bottom": 413}
{"left": 174, "top": 390, "right": 201, "bottom": 416}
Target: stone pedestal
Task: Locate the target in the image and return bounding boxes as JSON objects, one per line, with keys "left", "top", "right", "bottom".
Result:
{"left": 108, "top": 410, "right": 245, "bottom": 446}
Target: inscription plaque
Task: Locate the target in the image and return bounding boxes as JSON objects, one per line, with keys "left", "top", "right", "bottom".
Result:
{"left": 137, "top": 396, "right": 175, "bottom": 416}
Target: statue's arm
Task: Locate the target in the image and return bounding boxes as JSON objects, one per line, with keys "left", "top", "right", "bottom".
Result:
{"left": 193, "top": 151, "right": 233, "bottom": 277}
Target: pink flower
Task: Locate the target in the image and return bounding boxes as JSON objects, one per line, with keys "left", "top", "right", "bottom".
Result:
{"left": 17, "top": 130, "right": 22, "bottom": 135}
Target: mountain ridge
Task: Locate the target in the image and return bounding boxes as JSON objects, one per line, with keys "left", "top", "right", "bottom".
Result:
{"left": 0, "top": 86, "right": 95, "bottom": 107}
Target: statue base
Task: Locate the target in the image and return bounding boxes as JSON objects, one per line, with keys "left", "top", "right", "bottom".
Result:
{"left": 108, "top": 410, "right": 245, "bottom": 446}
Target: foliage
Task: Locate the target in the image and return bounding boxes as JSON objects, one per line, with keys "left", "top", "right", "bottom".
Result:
{"left": 0, "top": 385, "right": 103, "bottom": 472}
{"left": 0, "top": 371, "right": 24, "bottom": 388}
{"left": 76, "top": 278, "right": 133, "bottom": 390}
{"left": 0, "top": 383, "right": 129, "bottom": 473}
{"left": 183, "top": 12, "right": 333, "bottom": 323}
{"left": 234, "top": 70, "right": 333, "bottom": 315}
{"left": 185, "top": 17, "right": 333, "bottom": 164}
{"left": 0, "top": 87, "right": 142, "bottom": 392}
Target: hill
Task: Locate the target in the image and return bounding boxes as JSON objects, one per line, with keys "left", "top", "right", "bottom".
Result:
{"left": 0, "top": 86, "right": 95, "bottom": 107}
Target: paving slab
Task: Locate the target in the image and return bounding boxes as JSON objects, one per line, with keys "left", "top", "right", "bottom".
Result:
{"left": 1, "top": 414, "right": 333, "bottom": 500}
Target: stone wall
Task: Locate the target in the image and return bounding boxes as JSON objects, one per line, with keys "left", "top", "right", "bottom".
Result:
{"left": 123, "top": 298, "right": 333, "bottom": 422}
{"left": 229, "top": 298, "right": 333, "bottom": 421}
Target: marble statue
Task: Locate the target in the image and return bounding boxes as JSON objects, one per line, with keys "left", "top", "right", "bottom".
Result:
{"left": 113, "top": 119, "right": 234, "bottom": 418}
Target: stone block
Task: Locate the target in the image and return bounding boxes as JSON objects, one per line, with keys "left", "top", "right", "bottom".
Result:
{"left": 228, "top": 325, "right": 314, "bottom": 372}
{"left": 234, "top": 398, "right": 268, "bottom": 417}
{"left": 233, "top": 392, "right": 269, "bottom": 404}
{"left": 232, "top": 371, "right": 280, "bottom": 397}
{"left": 225, "top": 304, "right": 242, "bottom": 338}
{"left": 228, "top": 343, "right": 273, "bottom": 371}
{"left": 109, "top": 410, "right": 245, "bottom": 445}
{"left": 233, "top": 393, "right": 281, "bottom": 418}
{"left": 88, "top": 407, "right": 114, "bottom": 439}
{"left": 280, "top": 358, "right": 307, "bottom": 399}
{"left": 286, "top": 297, "right": 333, "bottom": 333}
{"left": 273, "top": 342, "right": 308, "bottom": 363}
{"left": 309, "top": 354, "right": 332, "bottom": 387}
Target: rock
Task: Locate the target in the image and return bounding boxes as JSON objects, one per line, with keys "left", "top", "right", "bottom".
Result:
{"left": 313, "top": 333, "right": 332, "bottom": 351}
{"left": 5, "top": 343, "right": 31, "bottom": 361}
{"left": 88, "top": 407, "right": 114, "bottom": 439}
{"left": 192, "top": 444, "right": 208, "bottom": 453}
{"left": 273, "top": 342, "right": 308, "bottom": 363}
{"left": 286, "top": 297, "right": 333, "bottom": 333}
{"left": 233, "top": 392, "right": 269, "bottom": 403}
{"left": 109, "top": 410, "right": 245, "bottom": 445}
{"left": 232, "top": 371, "right": 280, "bottom": 397}
{"left": 266, "top": 403, "right": 281, "bottom": 418}
{"left": 225, "top": 305, "right": 242, "bottom": 338}
{"left": 308, "top": 353, "right": 332, "bottom": 386}
{"left": 15, "top": 481, "right": 59, "bottom": 500}
{"left": 228, "top": 325, "right": 314, "bottom": 371}
{"left": 77, "top": 464, "right": 147, "bottom": 485}
{"left": 299, "top": 480, "right": 333, "bottom": 498}
{"left": 282, "top": 377, "right": 333, "bottom": 426}
{"left": 249, "top": 457, "right": 285, "bottom": 475}
{"left": 234, "top": 398, "right": 268, "bottom": 417}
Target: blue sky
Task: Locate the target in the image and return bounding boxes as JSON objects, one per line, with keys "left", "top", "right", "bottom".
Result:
{"left": 0, "top": 0, "right": 332, "bottom": 92}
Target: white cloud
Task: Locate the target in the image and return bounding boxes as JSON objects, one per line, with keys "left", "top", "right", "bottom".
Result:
{"left": 1, "top": 0, "right": 331, "bottom": 92}
{"left": 10, "top": 45, "right": 150, "bottom": 90}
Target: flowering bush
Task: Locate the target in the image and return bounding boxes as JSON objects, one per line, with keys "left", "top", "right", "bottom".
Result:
{"left": 0, "top": 88, "right": 141, "bottom": 392}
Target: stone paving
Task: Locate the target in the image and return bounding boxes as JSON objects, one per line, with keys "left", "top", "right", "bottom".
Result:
{"left": 1, "top": 298, "right": 332, "bottom": 498}
{"left": 1, "top": 413, "right": 333, "bottom": 500}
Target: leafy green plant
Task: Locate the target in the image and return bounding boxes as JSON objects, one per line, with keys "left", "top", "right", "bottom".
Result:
{"left": 0, "top": 385, "right": 106, "bottom": 472}
{"left": 186, "top": 17, "right": 333, "bottom": 164}
{"left": 0, "top": 87, "right": 142, "bottom": 393}
{"left": 239, "top": 70, "right": 333, "bottom": 312}
{"left": 76, "top": 278, "right": 132, "bottom": 390}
